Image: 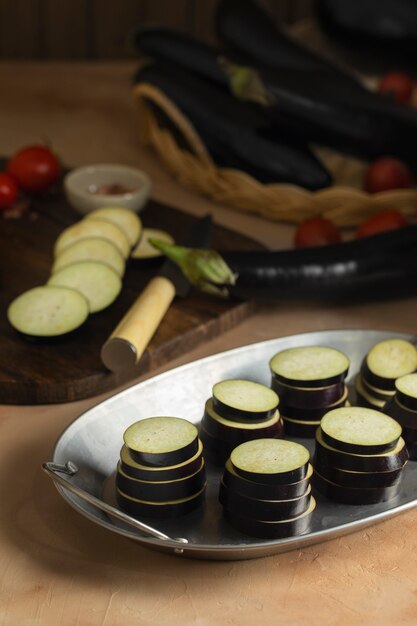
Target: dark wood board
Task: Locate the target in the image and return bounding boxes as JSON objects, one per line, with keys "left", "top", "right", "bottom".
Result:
{"left": 0, "top": 186, "right": 261, "bottom": 405}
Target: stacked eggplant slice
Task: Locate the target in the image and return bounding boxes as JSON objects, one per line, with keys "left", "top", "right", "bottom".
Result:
{"left": 116, "top": 417, "right": 206, "bottom": 518}
{"left": 314, "top": 407, "right": 408, "bottom": 504}
{"left": 384, "top": 374, "right": 417, "bottom": 460}
{"left": 356, "top": 339, "right": 417, "bottom": 409}
{"left": 269, "top": 346, "right": 350, "bottom": 437}
{"left": 199, "top": 379, "right": 283, "bottom": 465}
{"left": 219, "top": 439, "right": 315, "bottom": 538}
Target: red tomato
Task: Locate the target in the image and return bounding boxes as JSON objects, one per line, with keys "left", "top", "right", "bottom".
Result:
{"left": 294, "top": 217, "right": 341, "bottom": 248}
{"left": 0, "top": 172, "right": 18, "bottom": 210}
{"left": 378, "top": 72, "right": 414, "bottom": 104}
{"left": 7, "top": 145, "right": 60, "bottom": 194}
{"left": 356, "top": 210, "right": 408, "bottom": 238}
{"left": 365, "top": 157, "right": 411, "bottom": 194}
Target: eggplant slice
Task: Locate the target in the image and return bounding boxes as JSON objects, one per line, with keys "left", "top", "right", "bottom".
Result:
{"left": 212, "top": 379, "right": 279, "bottom": 422}
{"left": 48, "top": 260, "right": 122, "bottom": 314}
{"left": 123, "top": 417, "right": 199, "bottom": 467}
{"left": 85, "top": 207, "right": 142, "bottom": 247}
{"left": 54, "top": 218, "right": 131, "bottom": 259}
{"left": 52, "top": 237, "right": 126, "bottom": 277}
{"left": 7, "top": 285, "right": 89, "bottom": 338}
{"left": 269, "top": 346, "right": 350, "bottom": 389}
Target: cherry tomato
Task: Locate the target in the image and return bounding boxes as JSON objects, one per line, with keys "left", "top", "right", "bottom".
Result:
{"left": 294, "top": 217, "right": 341, "bottom": 248}
{"left": 356, "top": 210, "right": 408, "bottom": 238}
{"left": 364, "top": 157, "right": 411, "bottom": 194}
{"left": 378, "top": 72, "right": 414, "bottom": 104}
{"left": 0, "top": 172, "right": 18, "bottom": 210}
{"left": 7, "top": 145, "right": 60, "bottom": 194}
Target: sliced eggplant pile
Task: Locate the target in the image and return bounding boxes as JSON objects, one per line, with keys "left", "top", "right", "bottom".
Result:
{"left": 85, "top": 206, "right": 142, "bottom": 247}
{"left": 356, "top": 339, "right": 417, "bottom": 408}
{"left": 269, "top": 346, "right": 349, "bottom": 437}
{"left": 7, "top": 285, "right": 89, "bottom": 338}
{"left": 384, "top": 373, "right": 417, "bottom": 460}
{"left": 48, "top": 260, "right": 122, "bottom": 314}
{"left": 220, "top": 439, "right": 315, "bottom": 539}
{"left": 8, "top": 206, "right": 140, "bottom": 339}
{"left": 54, "top": 218, "right": 131, "bottom": 259}
{"left": 117, "top": 417, "right": 206, "bottom": 519}
{"left": 52, "top": 237, "right": 126, "bottom": 277}
{"left": 131, "top": 227, "right": 174, "bottom": 264}
{"left": 313, "top": 408, "right": 408, "bottom": 504}
{"left": 199, "top": 380, "right": 283, "bottom": 466}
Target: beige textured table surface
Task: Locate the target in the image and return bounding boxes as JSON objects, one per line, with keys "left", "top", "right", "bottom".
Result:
{"left": 1, "top": 62, "right": 417, "bottom": 626}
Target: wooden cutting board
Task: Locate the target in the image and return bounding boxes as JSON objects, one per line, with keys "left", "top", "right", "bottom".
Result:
{"left": 0, "top": 188, "right": 261, "bottom": 404}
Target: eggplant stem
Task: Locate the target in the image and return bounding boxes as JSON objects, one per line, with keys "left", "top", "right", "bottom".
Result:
{"left": 219, "top": 58, "right": 274, "bottom": 106}
{"left": 149, "top": 239, "right": 237, "bottom": 298}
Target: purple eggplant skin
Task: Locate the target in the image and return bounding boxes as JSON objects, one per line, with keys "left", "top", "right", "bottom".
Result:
{"left": 134, "top": 27, "right": 231, "bottom": 89}
{"left": 220, "top": 226, "right": 417, "bottom": 302}
{"left": 134, "top": 64, "right": 332, "bottom": 191}
{"left": 216, "top": 0, "right": 359, "bottom": 83}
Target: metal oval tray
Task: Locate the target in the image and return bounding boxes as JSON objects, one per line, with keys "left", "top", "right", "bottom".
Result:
{"left": 51, "top": 329, "right": 417, "bottom": 561}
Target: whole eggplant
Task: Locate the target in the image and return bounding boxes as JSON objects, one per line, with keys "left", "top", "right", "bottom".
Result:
{"left": 216, "top": 0, "right": 360, "bottom": 83}
{"left": 134, "top": 27, "right": 230, "bottom": 89}
{"left": 226, "top": 62, "right": 417, "bottom": 163}
{"left": 150, "top": 226, "right": 417, "bottom": 302}
{"left": 134, "top": 64, "right": 332, "bottom": 190}
{"left": 318, "top": 0, "right": 417, "bottom": 69}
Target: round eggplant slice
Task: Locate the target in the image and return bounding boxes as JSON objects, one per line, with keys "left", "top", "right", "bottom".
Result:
{"left": 281, "top": 416, "right": 321, "bottom": 438}
{"left": 119, "top": 440, "right": 204, "bottom": 481}
{"left": 123, "top": 417, "right": 199, "bottom": 467}
{"left": 271, "top": 379, "right": 346, "bottom": 409}
{"left": 7, "top": 285, "right": 89, "bottom": 338}
{"left": 85, "top": 207, "right": 142, "bottom": 247}
{"left": 360, "top": 375, "right": 395, "bottom": 402}
{"left": 383, "top": 397, "right": 417, "bottom": 429}
{"left": 199, "top": 425, "right": 239, "bottom": 466}
{"left": 395, "top": 374, "right": 417, "bottom": 412}
{"left": 116, "top": 458, "right": 206, "bottom": 501}
{"left": 314, "top": 429, "right": 409, "bottom": 473}
{"left": 355, "top": 375, "right": 387, "bottom": 409}
{"left": 361, "top": 339, "right": 417, "bottom": 392}
{"left": 269, "top": 346, "right": 349, "bottom": 389}
{"left": 320, "top": 407, "right": 402, "bottom": 455}
{"left": 230, "top": 439, "right": 310, "bottom": 485}
{"left": 202, "top": 398, "right": 283, "bottom": 439}
{"left": 313, "top": 458, "right": 403, "bottom": 489}
{"left": 54, "top": 218, "right": 131, "bottom": 258}
{"left": 48, "top": 260, "right": 122, "bottom": 313}
{"left": 223, "top": 496, "right": 316, "bottom": 539}
{"left": 212, "top": 379, "right": 279, "bottom": 423}
{"left": 131, "top": 228, "right": 174, "bottom": 262}
{"left": 117, "top": 484, "right": 206, "bottom": 519}
{"left": 313, "top": 471, "right": 401, "bottom": 505}
{"left": 219, "top": 481, "right": 311, "bottom": 521}
{"left": 278, "top": 386, "right": 348, "bottom": 421}
{"left": 52, "top": 237, "right": 125, "bottom": 277}
{"left": 223, "top": 459, "right": 313, "bottom": 501}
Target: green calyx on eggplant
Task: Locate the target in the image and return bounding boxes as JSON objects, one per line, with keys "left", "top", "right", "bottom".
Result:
{"left": 150, "top": 226, "right": 417, "bottom": 302}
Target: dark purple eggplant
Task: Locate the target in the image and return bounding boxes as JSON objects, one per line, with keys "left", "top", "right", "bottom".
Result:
{"left": 225, "top": 61, "right": 417, "bottom": 163}
{"left": 216, "top": 0, "right": 358, "bottom": 82}
{"left": 150, "top": 226, "right": 417, "bottom": 302}
{"left": 317, "top": 0, "right": 417, "bottom": 70}
{"left": 134, "top": 27, "right": 230, "bottom": 89}
{"left": 134, "top": 64, "right": 331, "bottom": 190}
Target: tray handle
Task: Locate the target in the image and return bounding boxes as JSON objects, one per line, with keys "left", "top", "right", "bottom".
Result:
{"left": 42, "top": 461, "right": 188, "bottom": 551}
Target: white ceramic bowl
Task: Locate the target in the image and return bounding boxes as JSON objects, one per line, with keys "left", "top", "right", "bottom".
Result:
{"left": 64, "top": 164, "right": 151, "bottom": 215}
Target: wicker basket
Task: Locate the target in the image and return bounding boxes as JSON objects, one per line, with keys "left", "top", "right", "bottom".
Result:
{"left": 132, "top": 82, "right": 417, "bottom": 228}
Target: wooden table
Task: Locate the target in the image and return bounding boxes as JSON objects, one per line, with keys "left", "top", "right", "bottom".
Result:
{"left": 1, "top": 62, "right": 417, "bottom": 626}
